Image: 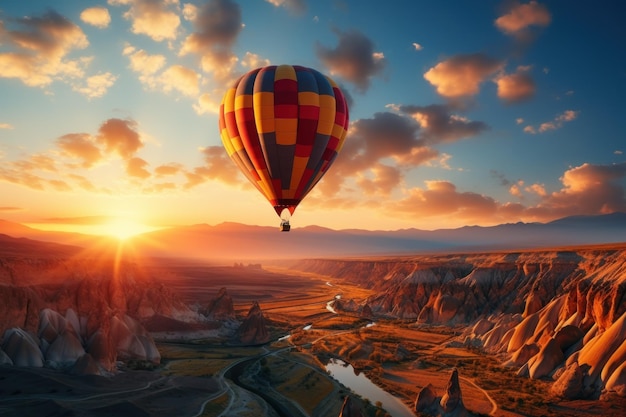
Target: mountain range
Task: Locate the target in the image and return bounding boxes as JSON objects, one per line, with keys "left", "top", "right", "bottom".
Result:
{"left": 1, "top": 212, "right": 625, "bottom": 260}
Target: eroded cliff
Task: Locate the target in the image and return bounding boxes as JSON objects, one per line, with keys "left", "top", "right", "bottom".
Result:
{"left": 290, "top": 245, "right": 626, "bottom": 398}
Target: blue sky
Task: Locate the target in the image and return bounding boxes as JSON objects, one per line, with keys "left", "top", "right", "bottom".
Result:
{"left": 0, "top": 0, "right": 625, "bottom": 235}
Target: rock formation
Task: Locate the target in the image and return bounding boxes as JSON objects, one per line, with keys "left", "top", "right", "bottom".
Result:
{"left": 237, "top": 301, "right": 270, "bottom": 345}
{"left": 1, "top": 307, "right": 160, "bottom": 374}
{"left": 201, "top": 287, "right": 235, "bottom": 320}
{"left": 338, "top": 396, "right": 364, "bottom": 417}
{"left": 415, "top": 368, "right": 471, "bottom": 417}
{"left": 0, "top": 254, "right": 198, "bottom": 373}
{"left": 292, "top": 247, "right": 626, "bottom": 397}
{"left": 1, "top": 328, "right": 44, "bottom": 367}
{"left": 359, "top": 303, "right": 374, "bottom": 319}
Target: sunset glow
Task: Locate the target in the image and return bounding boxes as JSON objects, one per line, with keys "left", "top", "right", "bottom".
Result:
{"left": 0, "top": 1, "right": 624, "bottom": 233}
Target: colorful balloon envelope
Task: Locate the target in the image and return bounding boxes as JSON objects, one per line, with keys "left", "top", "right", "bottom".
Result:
{"left": 219, "top": 65, "right": 349, "bottom": 227}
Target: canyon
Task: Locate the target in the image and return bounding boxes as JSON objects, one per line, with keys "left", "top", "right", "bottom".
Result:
{"left": 1, "top": 215, "right": 626, "bottom": 416}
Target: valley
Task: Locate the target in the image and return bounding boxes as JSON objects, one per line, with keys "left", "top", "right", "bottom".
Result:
{"left": 1, "top": 236, "right": 626, "bottom": 416}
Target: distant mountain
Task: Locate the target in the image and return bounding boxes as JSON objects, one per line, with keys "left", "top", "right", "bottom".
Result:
{"left": 0, "top": 220, "right": 106, "bottom": 247}
{"left": 0, "top": 234, "right": 83, "bottom": 258}
{"left": 1, "top": 212, "right": 625, "bottom": 260}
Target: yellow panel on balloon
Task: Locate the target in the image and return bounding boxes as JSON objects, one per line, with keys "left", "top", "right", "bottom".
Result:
{"left": 298, "top": 92, "right": 320, "bottom": 106}
{"left": 235, "top": 94, "right": 253, "bottom": 111}
{"left": 254, "top": 92, "right": 274, "bottom": 108}
{"left": 289, "top": 156, "right": 309, "bottom": 193}
{"left": 222, "top": 88, "right": 236, "bottom": 111}
{"left": 275, "top": 119, "right": 298, "bottom": 145}
{"left": 256, "top": 117, "right": 275, "bottom": 134}
{"left": 275, "top": 65, "right": 297, "bottom": 81}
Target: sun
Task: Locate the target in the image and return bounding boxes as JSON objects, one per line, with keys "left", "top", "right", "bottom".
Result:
{"left": 103, "top": 217, "right": 156, "bottom": 240}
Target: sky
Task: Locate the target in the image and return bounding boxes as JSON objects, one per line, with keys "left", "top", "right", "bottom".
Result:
{"left": 0, "top": 0, "right": 625, "bottom": 236}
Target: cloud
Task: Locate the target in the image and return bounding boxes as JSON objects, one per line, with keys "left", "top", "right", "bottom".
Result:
{"left": 56, "top": 133, "right": 102, "bottom": 168}
{"left": 41, "top": 215, "right": 113, "bottom": 225}
{"left": 0, "top": 123, "right": 14, "bottom": 129}
{"left": 177, "top": 146, "right": 242, "bottom": 189}
{"left": 195, "top": 146, "right": 241, "bottom": 185}
{"left": 48, "top": 179, "right": 72, "bottom": 192}
{"left": 72, "top": 72, "right": 117, "bottom": 98}
{"left": 0, "top": 10, "right": 89, "bottom": 87}
{"left": 265, "top": 0, "right": 307, "bottom": 15}
{"left": 109, "top": 0, "right": 180, "bottom": 41}
{"left": 399, "top": 104, "right": 489, "bottom": 144}
{"left": 126, "top": 157, "right": 151, "bottom": 179}
{"left": 317, "top": 112, "right": 438, "bottom": 198}
{"left": 356, "top": 163, "right": 402, "bottom": 196}
{"left": 525, "top": 183, "right": 546, "bottom": 197}
{"left": 527, "top": 162, "right": 626, "bottom": 218}
{"left": 424, "top": 53, "right": 504, "bottom": 99}
{"left": 160, "top": 65, "right": 199, "bottom": 97}
{"left": 0, "top": 206, "right": 23, "bottom": 212}
{"left": 495, "top": 67, "right": 535, "bottom": 103}
{"left": 384, "top": 161, "right": 626, "bottom": 226}
{"left": 124, "top": 45, "right": 166, "bottom": 75}
{"left": 155, "top": 163, "right": 183, "bottom": 176}
{"left": 412, "top": 42, "right": 423, "bottom": 51}
{"left": 316, "top": 28, "right": 386, "bottom": 92}
{"left": 80, "top": 7, "right": 111, "bottom": 28}
{"left": 96, "top": 118, "right": 142, "bottom": 158}
{"left": 523, "top": 110, "right": 579, "bottom": 134}
{"left": 179, "top": 0, "right": 242, "bottom": 81}
{"left": 391, "top": 180, "right": 499, "bottom": 221}
{"left": 495, "top": 1, "right": 551, "bottom": 35}
{"left": 340, "top": 112, "right": 427, "bottom": 171}
{"left": 240, "top": 51, "right": 270, "bottom": 69}
{"left": 193, "top": 92, "right": 221, "bottom": 115}
{"left": 67, "top": 174, "right": 97, "bottom": 191}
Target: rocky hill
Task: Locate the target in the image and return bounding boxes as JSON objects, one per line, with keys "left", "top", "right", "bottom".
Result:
{"left": 0, "top": 236, "right": 199, "bottom": 373}
{"left": 237, "top": 301, "right": 271, "bottom": 345}
{"left": 289, "top": 243, "right": 626, "bottom": 398}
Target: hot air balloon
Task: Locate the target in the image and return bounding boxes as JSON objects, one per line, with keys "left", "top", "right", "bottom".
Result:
{"left": 219, "top": 65, "right": 349, "bottom": 231}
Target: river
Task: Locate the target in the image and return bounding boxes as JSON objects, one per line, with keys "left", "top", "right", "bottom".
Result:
{"left": 325, "top": 358, "right": 415, "bottom": 417}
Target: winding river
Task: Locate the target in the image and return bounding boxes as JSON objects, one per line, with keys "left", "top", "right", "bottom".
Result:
{"left": 325, "top": 358, "right": 415, "bottom": 417}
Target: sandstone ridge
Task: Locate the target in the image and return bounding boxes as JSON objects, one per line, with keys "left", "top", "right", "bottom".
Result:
{"left": 291, "top": 246, "right": 626, "bottom": 398}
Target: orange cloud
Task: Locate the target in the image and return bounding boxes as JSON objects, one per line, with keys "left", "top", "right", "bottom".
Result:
{"left": 48, "top": 179, "right": 72, "bottom": 192}
{"left": 356, "top": 163, "right": 402, "bottom": 196}
{"left": 126, "top": 157, "right": 151, "bottom": 179}
{"left": 155, "top": 163, "right": 183, "bottom": 177}
{"left": 525, "top": 162, "right": 626, "bottom": 219}
{"left": 316, "top": 28, "right": 386, "bottom": 92}
{"left": 524, "top": 110, "right": 579, "bottom": 134}
{"left": 424, "top": 53, "right": 503, "bottom": 99}
{"left": 56, "top": 133, "right": 102, "bottom": 168}
{"left": 96, "top": 118, "right": 143, "bottom": 158}
{"left": 495, "top": 1, "right": 551, "bottom": 35}
{"left": 495, "top": 68, "right": 535, "bottom": 103}
{"left": 0, "top": 10, "right": 89, "bottom": 87}
{"left": 67, "top": 174, "right": 97, "bottom": 191}
{"left": 80, "top": 7, "right": 111, "bottom": 28}
{"left": 110, "top": 0, "right": 180, "bottom": 41}
{"left": 392, "top": 180, "right": 498, "bottom": 220}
